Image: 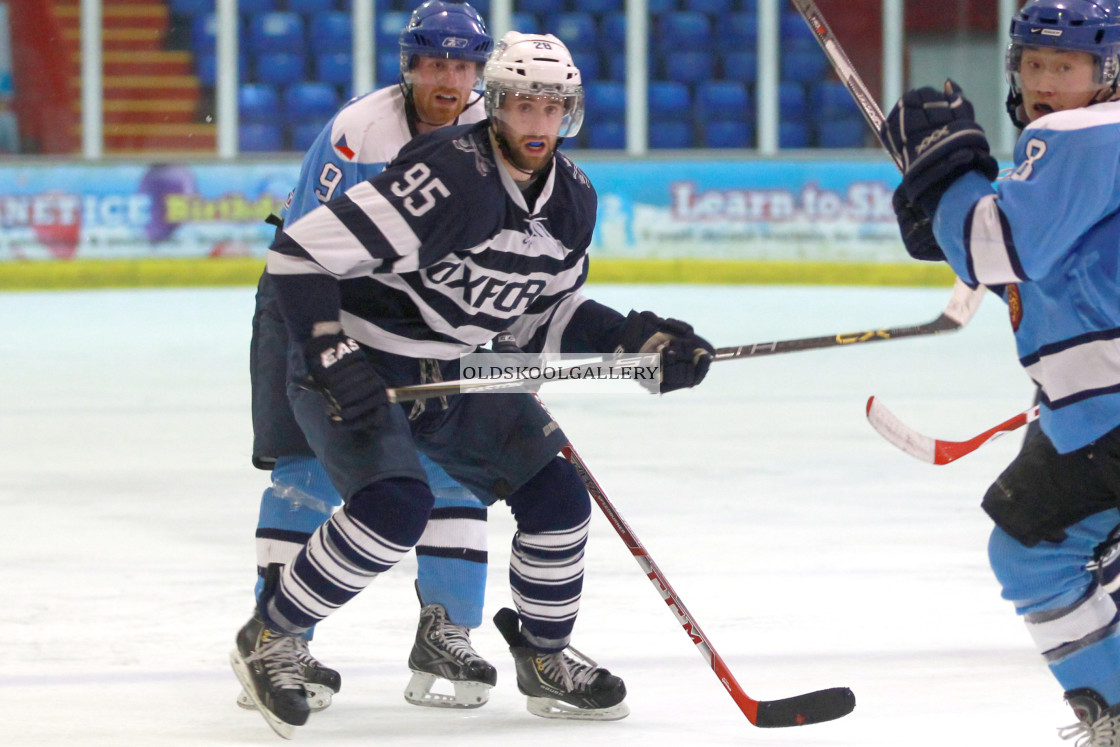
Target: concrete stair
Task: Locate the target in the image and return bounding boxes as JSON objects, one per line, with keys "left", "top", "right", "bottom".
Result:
{"left": 55, "top": 0, "right": 216, "bottom": 154}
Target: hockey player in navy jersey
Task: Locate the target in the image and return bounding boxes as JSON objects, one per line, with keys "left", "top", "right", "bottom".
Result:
{"left": 243, "top": 0, "right": 497, "bottom": 715}
{"left": 884, "top": 0, "right": 1120, "bottom": 742}
{"left": 231, "top": 31, "right": 714, "bottom": 736}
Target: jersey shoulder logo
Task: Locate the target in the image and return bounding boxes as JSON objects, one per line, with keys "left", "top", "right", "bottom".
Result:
{"left": 452, "top": 132, "right": 492, "bottom": 176}
{"left": 1006, "top": 283, "right": 1023, "bottom": 332}
{"left": 333, "top": 133, "right": 356, "bottom": 161}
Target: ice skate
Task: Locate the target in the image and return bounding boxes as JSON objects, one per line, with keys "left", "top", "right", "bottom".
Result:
{"left": 230, "top": 614, "right": 310, "bottom": 739}
{"left": 493, "top": 607, "right": 629, "bottom": 721}
{"left": 237, "top": 636, "right": 341, "bottom": 712}
{"left": 1059, "top": 689, "right": 1120, "bottom": 746}
{"left": 404, "top": 602, "right": 497, "bottom": 708}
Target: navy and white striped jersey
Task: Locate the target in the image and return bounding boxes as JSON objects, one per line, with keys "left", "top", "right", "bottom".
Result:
{"left": 935, "top": 100, "right": 1120, "bottom": 452}
{"left": 268, "top": 120, "right": 614, "bottom": 361}
{"left": 282, "top": 84, "right": 486, "bottom": 226}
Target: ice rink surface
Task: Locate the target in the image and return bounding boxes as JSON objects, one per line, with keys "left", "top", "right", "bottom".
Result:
{"left": 1, "top": 282, "right": 1076, "bottom": 745}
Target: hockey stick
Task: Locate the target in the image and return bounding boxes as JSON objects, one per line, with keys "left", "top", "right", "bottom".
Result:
{"left": 866, "top": 395, "right": 1040, "bottom": 465}
{"left": 386, "top": 280, "right": 986, "bottom": 404}
{"left": 561, "top": 437, "right": 856, "bottom": 727}
{"left": 788, "top": 0, "right": 900, "bottom": 167}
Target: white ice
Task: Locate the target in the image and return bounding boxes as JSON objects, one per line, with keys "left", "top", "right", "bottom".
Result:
{"left": 0, "top": 283, "right": 1074, "bottom": 745}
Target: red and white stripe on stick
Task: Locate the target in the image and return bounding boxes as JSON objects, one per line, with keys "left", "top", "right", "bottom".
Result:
{"left": 866, "top": 396, "right": 1040, "bottom": 465}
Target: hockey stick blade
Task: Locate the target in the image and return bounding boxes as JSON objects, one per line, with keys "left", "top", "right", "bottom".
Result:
{"left": 866, "top": 395, "right": 1040, "bottom": 465}
{"left": 560, "top": 437, "right": 856, "bottom": 728}
{"left": 387, "top": 281, "right": 985, "bottom": 403}
{"left": 755, "top": 686, "right": 857, "bottom": 727}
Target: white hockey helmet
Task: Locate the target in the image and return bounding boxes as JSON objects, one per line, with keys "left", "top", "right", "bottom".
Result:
{"left": 483, "top": 31, "right": 584, "bottom": 138}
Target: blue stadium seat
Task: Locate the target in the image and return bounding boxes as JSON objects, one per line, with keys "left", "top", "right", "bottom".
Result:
{"left": 555, "top": 13, "right": 598, "bottom": 53}
{"left": 583, "top": 81, "right": 626, "bottom": 122}
{"left": 376, "top": 11, "right": 411, "bottom": 49}
{"left": 254, "top": 51, "right": 306, "bottom": 86}
{"left": 316, "top": 52, "right": 352, "bottom": 86}
{"left": 664, "top": 52, "right": 715, "bottom": 84}
{"left": 696, "top": 80, "right": 750, "bottom": 121}
{"left": 377, "top": 50, "right": 400, "bottom": 87}
{"left": 571, "top": 0, "right": 622, "bottom": 11}
{"left": 818, "top": 118, "right": 866, "bottom": 148}
{"left": 170, "top": 0, "right": 212, "bottom": 18}
{"left": 722, "top": 12, "right": 758, "bottom": 51}
{"left": 738, "top": 0, "right": 758, "bottom": 12}
{"left": 466, "top": 0, "right": 489, "bottom": 14}
{"left": 722, "top": 51, "right": 757, "bottom": 82}
{"left": 686, "top": 0, "right": 733, "bottom": 13}
{"left": 812, "top": 80, "right": 861, "bottom": 118}
{"left": 238, "top": 0, "right": 277, "bottom": 14}
{"left": 779, "top": 81, "right": 808, "bottom": 121}
{"left": 248, "top": 12, "right": 305, "bottom": 56}
{"left": 191, "top": 14, "right": 217, "bottom": 55}
{"left": 571, "top": 51, "right": 601, "bottom": 81}
{"left": 239, "top": 83, "right": 280, "bottom": 125}
{"left": 657, "top": 12, "right": 712, "bottom": 53}
{"left": 283, "top": 82, "right": 341, "bottom": 125}
{"left": 291, "top": 121, "right": 325, "bottom": 151}
{"left": 288, "top": 0, "right": 331, "bottom": 13}
{"left": 650, "top": 121, "right": 694, "bottom": 148}
{"left": 649, "top": 0, "right": 676, "bottom": 12}
{"left": 703, "top": 120, "right": 752, "bottom": 148}
{"left": 309, "top": 12, "right": 351, "bottom": 55}
{"left": 779, "top": 11, "right": 817, "bottom": 52}
{"left": 518, "top": 0, "right": 555, "bottom": 14}
{"left": 510, "top": 12, "right": 540, "bottom": 34}
{"left": 606, "top": 52, "right": 625, "bottom": 81}
{"left": 780, "top": 120, "right": 811, "bottom": 148}
{"left": 196, "top": 52, "right": 248, "bottom": 88}
{"left": 602, "top": 12, "right": 626, "bottom": 47}
{"left": 781, "top": 50, "right": 828, "bottom": 83}
{"left": 240, "top": 123, "right": 285, "bottom": 152}
{"left": 587, "top": 120, "right": 625, "bottom": 149}
{"left": 648, "top": 81, "right": 691, "bottom": 122}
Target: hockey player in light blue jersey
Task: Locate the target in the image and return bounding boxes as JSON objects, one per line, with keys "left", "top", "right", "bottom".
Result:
{"left": 884, "top": 0, "right": 1120, "bottom": 742}
{"left": 231, "top": 31, "right": 714, "bottom": 737}
{"left": 244, "top": 0, "right": 496, "bottom": 716}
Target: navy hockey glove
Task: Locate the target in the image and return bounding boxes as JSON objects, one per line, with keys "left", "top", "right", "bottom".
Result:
{"left": 882, "top": 80, "right": 999, "bottom": 216}
{"left": 304, "top": 332, "right": 388, "bottom": 427}
{"left": 617, "top": 310, "right": 715, "bottom": 394}
{"left": 891, "top": 184, "right": 945, "bottom": 262}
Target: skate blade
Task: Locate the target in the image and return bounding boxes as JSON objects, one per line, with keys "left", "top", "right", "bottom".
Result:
{"left": 526, "top": 696, "right": 630, "bottom": 721}
{"left": 237, "top": 684, "right": 334, "bottom": 713}
{"left": 404, "top": 671, "right": 491, "bottom": 709}
{"left": 229, "top": 649, "right": 297, "bottom": 739}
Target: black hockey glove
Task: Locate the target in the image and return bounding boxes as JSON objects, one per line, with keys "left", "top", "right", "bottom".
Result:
{"left": 891, "top": 184, "right": 945, "bottom": 262}
{"left": 882, "top": 80, "right": 999, "bottom": 216}
{"left": 616, "top": 310, "right": 715, "bottom": 394}
{"left": 304, "top": 332, "right": 388, "bottom": 427}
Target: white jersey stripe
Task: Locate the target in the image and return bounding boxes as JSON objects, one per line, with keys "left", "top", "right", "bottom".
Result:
{"left": 967, "top": 194, "right": 1023, "bottom": 284}
{"left": 346, "top": 181, "right": 422, "bottom": 267}
{"left": 1025, "top": 336, "right": 1120, "bottom": 405}
{"left": 284, "top": 203, "right": 385, "bottom": 276}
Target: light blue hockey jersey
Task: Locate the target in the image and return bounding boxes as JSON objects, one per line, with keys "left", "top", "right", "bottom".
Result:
{"left": 281, "top": 84, "right": 486, "bottom": 225}
{"left": 934, "top": 100, "right": 1120, "bottom": 453}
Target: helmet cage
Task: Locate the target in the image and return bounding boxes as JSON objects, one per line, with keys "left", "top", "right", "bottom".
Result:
{"left": 399, "top": 0, "right": 492, "bottom": 89}
{"left": 1005, "top": 0, "right": 1120, "bottom": 101}
{"left": 482, "top": 33, "right": 585, "bottom": 138}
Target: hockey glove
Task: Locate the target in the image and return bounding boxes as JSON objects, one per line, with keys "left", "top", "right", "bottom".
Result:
{"left": 882, "top": 80, "right": 999, "bottom": 216}
{"left": 304, "top": 332, "right": 388, "bottom": 427}
{"left": 617, "top": 310, "right": 715, "bottom": 394}
{"left": 891, "top": 184, "right": 945, "bottom": 262}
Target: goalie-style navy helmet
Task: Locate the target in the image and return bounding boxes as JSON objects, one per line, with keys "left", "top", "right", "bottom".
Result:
{"left": 399, "top": 0, "right": 492, "bottom": 88}
{"left": 1005, "top": 0, "right": 1120, "bottom": 126}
